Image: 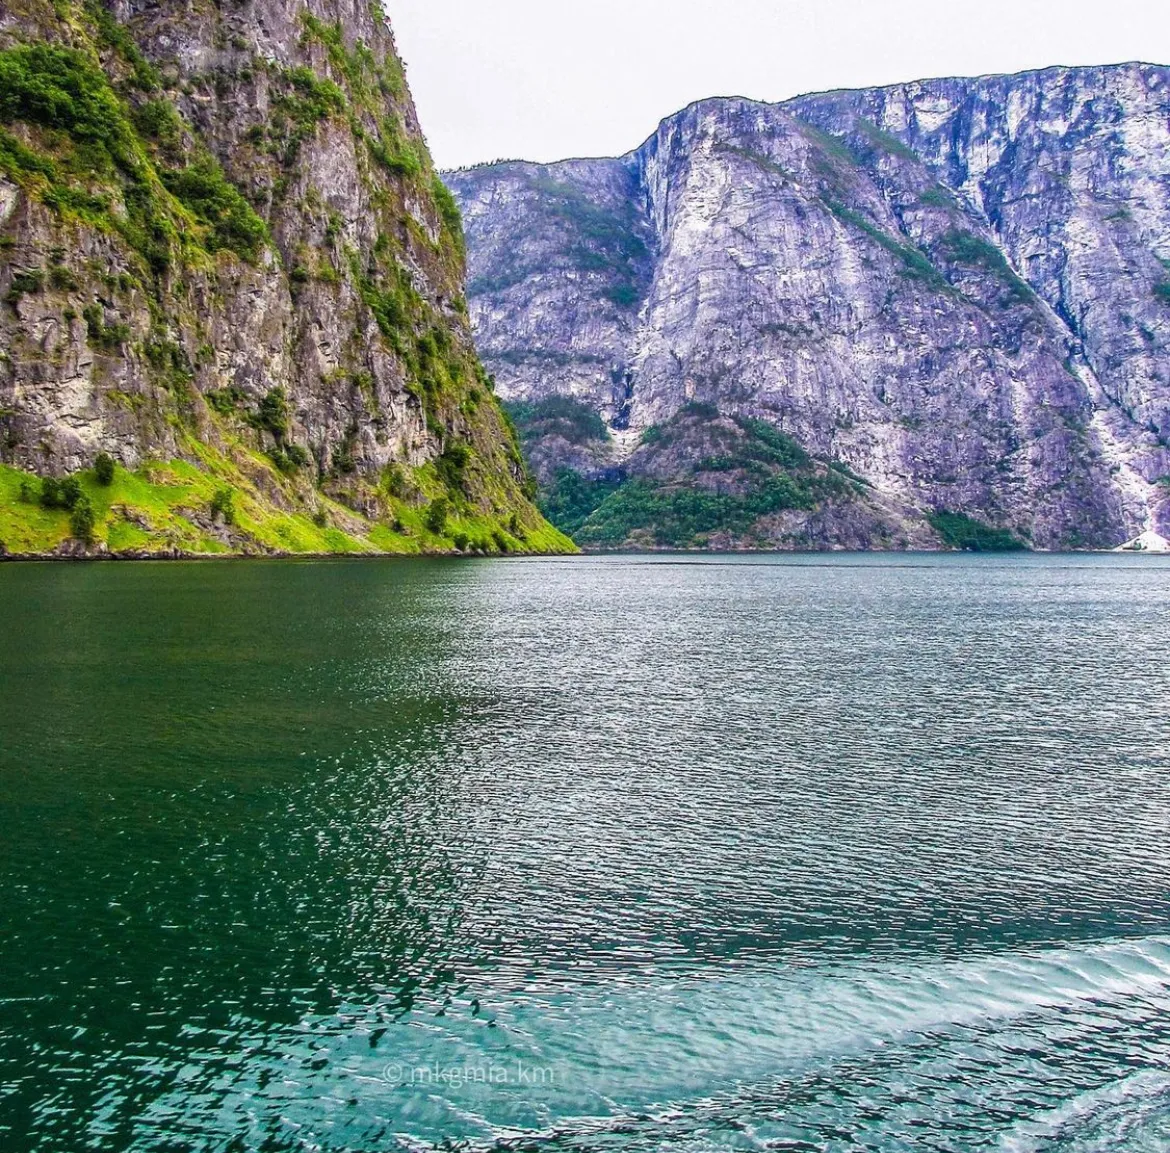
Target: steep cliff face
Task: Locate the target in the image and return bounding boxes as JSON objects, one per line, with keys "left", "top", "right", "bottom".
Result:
{"left": 448, "top": 64, "right": 1170, "bottom": 550}
{"left": 0, "top": 0, "right": 571, "bottom": 555}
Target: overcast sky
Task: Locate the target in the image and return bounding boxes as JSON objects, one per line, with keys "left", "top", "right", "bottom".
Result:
{"left": 388, "top": 0, "right": 1169, "bottom": 170}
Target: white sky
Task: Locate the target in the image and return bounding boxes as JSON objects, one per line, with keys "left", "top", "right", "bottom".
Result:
{"left": 387, "top": 0, "right": 1169, "bottom": 171}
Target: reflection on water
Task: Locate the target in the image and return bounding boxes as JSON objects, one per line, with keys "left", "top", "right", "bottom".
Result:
{"left": 0, "top": 553, "right": 1168, "bottom": 1150}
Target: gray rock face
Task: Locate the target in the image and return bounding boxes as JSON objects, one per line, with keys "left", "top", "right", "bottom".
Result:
{"left": 448, "top": 64, "right": 1170, "bottom": 548}
{"left": 0, "top": 0, "right": 546, "bottom": 548}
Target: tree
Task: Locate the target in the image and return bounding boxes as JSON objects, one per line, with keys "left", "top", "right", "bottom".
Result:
{"left": 94, "top": 452, "right": 115, "bottom": 485}
{"left": 59, "top": 476, "right": 82, "bottom": 509}
{"left": 70, "top": 496, "right": 96, "bottom": 543}
{"left": 39, "top": 477, "right": 62, "bottom": 508}
{"left": 424, "top": 497, "right": 449, "bottom": 535}
{"left": 254, "top": 387, "right": 289, "bottom": 440}
{"left": 209, "top": 487, "right": 235, "bottom": 525}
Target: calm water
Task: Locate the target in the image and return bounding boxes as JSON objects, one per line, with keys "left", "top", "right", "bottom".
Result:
{"left": 1, "top": 553, "right": 1169, "bottom": 1152}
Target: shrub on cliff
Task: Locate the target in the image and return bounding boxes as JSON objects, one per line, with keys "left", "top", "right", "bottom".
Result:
{"left": 38, "top": 475, "right": 83, "bottom": 510}
{"left": 59, "top": 477, "right": 82, "bottom": 509}
{"left": 0, "top": 44, "right": 136, "bottom": 171}
{"left": 5, "top": 268, "right": 44, "bottom": 307}
{"left": 424, "top": 497, "right": 449, "bottom": 535}
{"left": 162, "top": 157, "right": 268, "bottom": 262}
{"left": 209, "top": 488, "right": 235, "bottom": 525}
{"left": 38, "top": 477, "right": 62, "bottom": 508}
{"left": 436, "top": 442, "right": 472, "bottom": 494}
{"left": 69, "top": 497, "right": 96, "bottom": 542}
{"left": 252, "top": 388, "right": 290, "bottom": 441}
{"left": 94, "top": 453, "right": 115, "bottom": 485}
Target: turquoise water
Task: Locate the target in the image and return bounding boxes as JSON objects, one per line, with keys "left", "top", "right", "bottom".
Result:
{"left": 1, "top": 553, "right": 1169, "bottom": 1151}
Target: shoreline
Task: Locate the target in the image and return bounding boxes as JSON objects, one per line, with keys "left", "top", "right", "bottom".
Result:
{"left": 0, "top": 546, "right": 570, "bottom": 563}
{"left": 3, "top": 545, "right": 1167, "bottom": 563}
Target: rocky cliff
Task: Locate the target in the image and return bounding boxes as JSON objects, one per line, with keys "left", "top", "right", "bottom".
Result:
{"left": 448, "top": 64, "right": 1170, "bottom": 551}
{"left": 0, "top": 0, "right": 571, "bottom": 556}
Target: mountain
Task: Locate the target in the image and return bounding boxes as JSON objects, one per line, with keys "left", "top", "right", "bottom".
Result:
{"left": 447, "top": 64, "right": 1170, "bottom": 551}
{"left": 0, "top": 0, "right": 572, "bottom": 556}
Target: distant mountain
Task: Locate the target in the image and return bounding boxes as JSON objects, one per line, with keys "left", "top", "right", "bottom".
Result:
{"left": 447, "top": 64, "right": 1170, "bottom": 550}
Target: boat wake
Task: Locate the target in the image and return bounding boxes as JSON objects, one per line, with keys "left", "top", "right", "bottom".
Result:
{"left": 1001, "top": 1071, "right": 1170, "bottom": 1152}
{"left": 123, "top": 934, "right": 1170, "bottom": 1150}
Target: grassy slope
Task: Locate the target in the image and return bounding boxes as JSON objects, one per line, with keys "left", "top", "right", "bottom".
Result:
{"left": 0, "top": 454, "right": 573, "bottom": 557}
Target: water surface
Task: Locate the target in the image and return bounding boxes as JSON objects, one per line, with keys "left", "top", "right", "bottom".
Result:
{"left": 1, "top": 553, "right": 1168, "bottom": 1151}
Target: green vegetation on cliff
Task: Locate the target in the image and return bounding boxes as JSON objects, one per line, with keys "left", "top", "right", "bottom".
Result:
{"left": 824, "top": 198, "right": 946, "bottom": 287}
{"left": 539, "top": 470, "right": 623, "bottom": 540}
{"left": 0, "top": 41, "right": 267, "bottom": 272}
{"left": 576, "top": 414, "right": 858, "bottom": 549}
{"left": 927, "top": 510, "right": 1025, "bottom": 552}
{"left": 509, "top": 403, "right": 863, "bottom": 550}
{"left": 507, "top": 396, "right": 612, "bottom": 447}
{"left": 467, "top": 167, "right": 649, "bottom": 306}
{"left": 937, "top": 229, "right": 1034, "bottom": 304}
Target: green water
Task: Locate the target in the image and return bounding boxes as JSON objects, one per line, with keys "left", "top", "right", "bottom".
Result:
{"left": 1, "top": 554, "right": 1169, "bottom": 1151}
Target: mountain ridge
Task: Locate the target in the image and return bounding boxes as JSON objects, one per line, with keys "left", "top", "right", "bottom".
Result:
{"left": 445, "top": 60, "right": 1164, "bottom": 174}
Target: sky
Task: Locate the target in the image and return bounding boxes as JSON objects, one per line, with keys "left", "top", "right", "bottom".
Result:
{"left": 388, "top": 0, "right": 1169, "bottom": 171}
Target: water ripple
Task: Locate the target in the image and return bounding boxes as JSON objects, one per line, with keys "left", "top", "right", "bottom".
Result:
{"left": 0, "top": 553, "right": 1168, "bottom": 1150}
